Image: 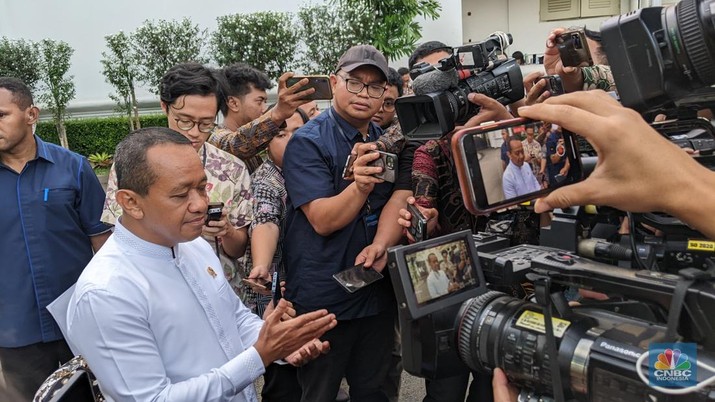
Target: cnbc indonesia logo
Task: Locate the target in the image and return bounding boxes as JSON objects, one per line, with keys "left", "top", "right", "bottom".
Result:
{"left": 650, "top": 343, "right": 697, "bottom": 387}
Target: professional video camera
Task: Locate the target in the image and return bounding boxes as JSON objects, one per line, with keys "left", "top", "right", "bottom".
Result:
{"left": 387, "top": 230, "right": 715, "bottom": 401}
{"left": 601, "top": 0, "right": 715, "bottom": 113}
{"left": 395, "top": 33, "right": 525, "bottom": 140}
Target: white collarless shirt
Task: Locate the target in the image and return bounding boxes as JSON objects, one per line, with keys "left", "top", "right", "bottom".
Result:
{"left": 66, "top": 220, "right": 265, "bottom": 402}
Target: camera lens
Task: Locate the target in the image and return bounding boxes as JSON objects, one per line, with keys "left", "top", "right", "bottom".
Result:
{"left": 455, "top": 291, "right": 597, "bottom": 397}
{"left": 666, "top": 0, "right": 715, "bottom": 87}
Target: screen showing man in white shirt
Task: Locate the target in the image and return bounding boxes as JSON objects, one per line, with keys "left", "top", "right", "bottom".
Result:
{"left": 502, "top": 136, "right": 541, "bottom": 199}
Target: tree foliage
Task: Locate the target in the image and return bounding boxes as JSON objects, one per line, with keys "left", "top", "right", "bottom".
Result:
{"left": 132, "top": 18, "right": 208, "bottom": 94}
{"left": 297, "top": 2, "right": 376, "bottom": 75}
{"left": 0, "top": 38, "right": 42, "bottom": 91}
{"left": 37, "top": 39, "right": 76, "bottom": 149}
{"left": 212, "top": 11, "right": 300, "bottom": 81}
{"left": 100, "top": 31, "right": 141, "bottom": 130}
{"left": 331, "top": 0, "right": 441, "bottom": 60}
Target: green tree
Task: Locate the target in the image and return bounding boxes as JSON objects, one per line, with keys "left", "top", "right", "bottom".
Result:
{"left": 0, "top": 37, "right": 42, "bottom": 91}
{"left": 331, "top": 0, "right": 441, "bottom": 60}
{"left": 132, "top": 18, "right": 208, "bottom": 94}
{"left": 212, "top": 11, "right": 300, "bottom": 81}
{"left": 101, "top": 31, "right": 141, "bottom": 130}
{"left": 38, "top": 39, "right": 75, "bottom": 150}
{"left": 297, "top": 2, "right": 375, "bottom": 75}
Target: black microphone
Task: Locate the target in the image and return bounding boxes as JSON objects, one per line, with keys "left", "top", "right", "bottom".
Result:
{"left": 412, "top": 68, "right": 459, "bottom": 96}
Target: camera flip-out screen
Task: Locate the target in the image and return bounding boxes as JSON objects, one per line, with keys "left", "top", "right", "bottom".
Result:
{"left": 389, "top": 230, "right": 487, "bottom": 319}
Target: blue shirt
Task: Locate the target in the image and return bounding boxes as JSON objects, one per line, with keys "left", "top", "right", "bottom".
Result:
{"left": 0, "top": 136, "right": 110, "bottom": 347}
{"left": 282, "top": 108, "right": 394, "bottom": 319}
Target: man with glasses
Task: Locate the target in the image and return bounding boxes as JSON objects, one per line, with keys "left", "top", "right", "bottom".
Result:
{"left": 282, "top": 45, "right": 397, "bottom": 402}
{"left": 102, "top": 63, "right": 254, "bottom": 306}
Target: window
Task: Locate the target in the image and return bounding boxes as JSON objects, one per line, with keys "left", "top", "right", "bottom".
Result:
{"left": 541, "top": 0, "right": 620, "bottom": 21}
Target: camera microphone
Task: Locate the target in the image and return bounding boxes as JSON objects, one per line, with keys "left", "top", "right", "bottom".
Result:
{"left": 578, "top": 238, "right": 632, "bottom": 261}
{"left": 412, "top": 68, "right": 459, "bottom": 95}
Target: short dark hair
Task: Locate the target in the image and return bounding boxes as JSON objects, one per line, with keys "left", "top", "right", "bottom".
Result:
{"left": 386, "top": 68, "right": 403, "bottom": 97}
{"left": 0, "top": 77, "right": 34, "bottom": 109}
{"left": 506, "top": 136, "right": 522, "bottom": 153}
{"left": 511, "top": 51, "right": 524, "bottom": 64}
{"left": 114, "top": 127, "right": 192, "bottom": 196}
{"left": 159, "top": 63, "right": 223, "bottom": 115}
{"left": 222, "top": 63, "right": 273, "bottom": 98}
{"left": 408, "top": 41, "right": 452, "bottom": 69}
{"left": 397, "top": 67, "right": 410, "bottom": 76}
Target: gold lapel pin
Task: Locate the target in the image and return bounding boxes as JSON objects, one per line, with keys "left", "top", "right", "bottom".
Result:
{"left": 207, "top": 267, "right": 217, "bottom": 278}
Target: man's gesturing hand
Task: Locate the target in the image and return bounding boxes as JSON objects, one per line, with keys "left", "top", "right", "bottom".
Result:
{"left": 254, "top": 299, "right": 337, "bottom": 367}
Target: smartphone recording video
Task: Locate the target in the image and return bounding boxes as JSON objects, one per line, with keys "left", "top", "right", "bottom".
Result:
{"left": 368, "top": 150, "right": 398, "bottom": 183}
{"left": 286, "top": 75, "right": 333, "bottom": 100}
{"left": 452, "top": 118, "right": 583, "bottom": 215}
{"left": 556, "top": 29, "right": 593, "bottom": 68}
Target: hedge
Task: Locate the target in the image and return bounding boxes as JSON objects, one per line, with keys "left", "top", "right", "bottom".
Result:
{"left": 36, "top": 114, "right": 168, "bottom": 157}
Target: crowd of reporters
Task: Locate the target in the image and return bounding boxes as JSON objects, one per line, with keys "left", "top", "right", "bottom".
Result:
{"left": 3, "top": 9, "right": 715, "bottom": 402}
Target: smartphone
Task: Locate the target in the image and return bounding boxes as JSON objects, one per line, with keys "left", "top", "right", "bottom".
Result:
{"left": 342, "top": 154, "right": 356, "bottom": 180}
{"left": 242, "top": 278, "right": 272, "bottom": 295}
{"left": 286, "top": 75, "right": 333, "bottom": 100}
{"left": 538, "top": 75, "right": 564, "bottom": 96}
{"left": 206, "top": 202, "right": 224, "bottom": 224}
{"left": 407, "top": 203, "right": 428, "bottom": 242}
{"left": 368, "top": 150, "right": 398, "bottom": 183}
{"left": 452, "top": 118, "right": 583, "bottom": 215}
{"left": 332, "top": 263, "right": 384, "bottom": 293}
{"left": 556, "top": 29, "right": 593, "bottom": 68}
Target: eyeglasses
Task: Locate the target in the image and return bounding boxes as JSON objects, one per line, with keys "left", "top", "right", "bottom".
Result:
{"left": 338, "top": 74, "right": 386, "bottom": 99}
{"left": 381, "top": 99, "right": 396, "bottom": 112}
{"left": 172, "top": 116, "right": 216, "bottom": 133}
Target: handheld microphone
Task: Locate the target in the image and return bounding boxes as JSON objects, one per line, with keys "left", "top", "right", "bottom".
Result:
{"left": 412, "top": 68, "right": 459, "bottom": 95}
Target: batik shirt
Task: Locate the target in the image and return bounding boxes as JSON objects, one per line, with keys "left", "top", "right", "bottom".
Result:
{"left": 209, "top": 113, "right": 281, "bottom": 173}
{"left": 101, "top": 142, "right": 253, "bottom": 302}
{"left": 242, "top": 159, "right": 286, "bottom": 316}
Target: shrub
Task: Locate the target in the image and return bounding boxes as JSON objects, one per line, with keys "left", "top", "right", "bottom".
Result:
{"left": 36, "top": 114, "right": 168, "bottom": 157}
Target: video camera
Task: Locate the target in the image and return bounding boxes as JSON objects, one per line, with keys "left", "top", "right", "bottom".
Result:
{"left": 388, "top": 230, "right": 715, "bottom": 401}
{"left": 395, "top": 33, "right": 525, "bottom": 140}
{"left": 601, "top": 0, "right": 715, "bottom": 113}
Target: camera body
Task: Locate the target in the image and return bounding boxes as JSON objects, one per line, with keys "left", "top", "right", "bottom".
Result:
{"left": 601, "top": 0, "right": 715, "bottom": 112}
{"left": 556, "top": 29, "right": 593, "bottom": 68}
{"left": 395, "top": 34, "right": 525, "bottom": 140}
{"left": 388, "top": 230, "right": 715, "bottom": 400}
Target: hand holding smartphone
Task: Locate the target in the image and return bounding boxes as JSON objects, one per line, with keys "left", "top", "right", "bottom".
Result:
{"left": 451, "top": 117, "right": 583, "bottom": 215}
{"left": 205, "top": 202, "right": 224, "bottom": 225}
{"left": 407, "top": 203, "right": 428, "bottom": 242}
{"left": 367, "top": 150, "right": 398, "bottom": 183}
{"left": 286, "top": 75, "right": 333, "bottom": 100}
{"left": 556, "top": 29, "right": 593, "bottom": 68}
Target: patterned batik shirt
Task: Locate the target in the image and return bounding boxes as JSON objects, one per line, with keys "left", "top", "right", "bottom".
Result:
{"left": 242, "top": 159, "right": 286, "bottom": 316}
{"left": 209, "top": 113, "right": 281, "bottom": 173}
{"left": 101, "top": 142, "right": 254, "bottom": 302}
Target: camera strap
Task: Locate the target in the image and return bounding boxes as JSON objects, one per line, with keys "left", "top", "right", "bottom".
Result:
{"left": 665, "top": 268, "right": 711, "bottom": 341}
{"left": 534, "top": 277, "right": 567, "bottom": 402}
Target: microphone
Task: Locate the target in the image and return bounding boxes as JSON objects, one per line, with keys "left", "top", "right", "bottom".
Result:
{"left": 412, "top": 68, "right": 459, "bottom": 95}
{"left": 578, "top": 238, "right": 632, "bottom": 261}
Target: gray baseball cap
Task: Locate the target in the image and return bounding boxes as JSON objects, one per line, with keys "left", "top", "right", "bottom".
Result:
{"left": 335, "top": 45, "right": 389, "bottom": 81}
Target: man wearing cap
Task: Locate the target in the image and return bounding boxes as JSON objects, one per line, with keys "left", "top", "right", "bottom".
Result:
{"left": 282, "top": 45, "right": 396, "bottom": 401}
